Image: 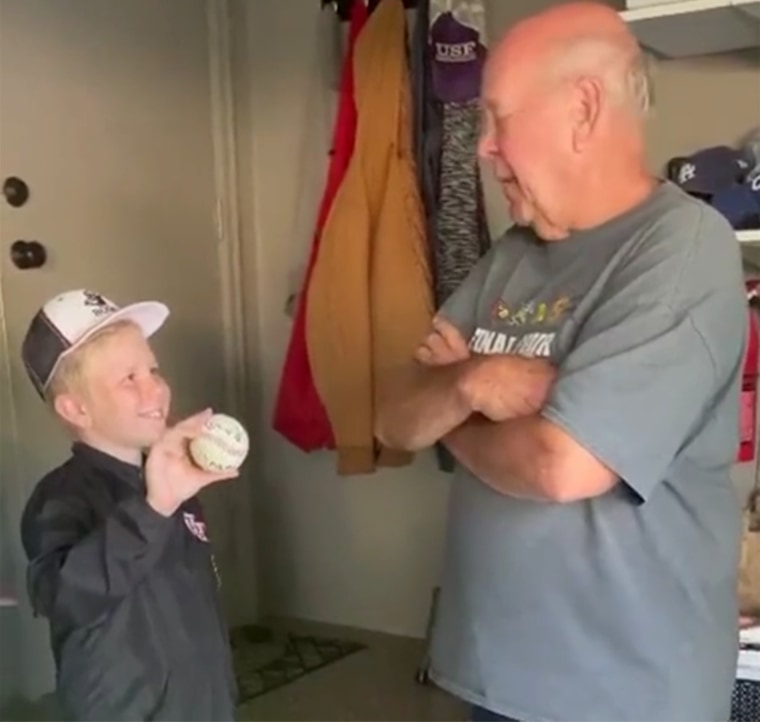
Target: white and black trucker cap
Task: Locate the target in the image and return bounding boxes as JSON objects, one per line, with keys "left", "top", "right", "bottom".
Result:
{"left": 21, "top": 289, "right": 169, "bottom": 398}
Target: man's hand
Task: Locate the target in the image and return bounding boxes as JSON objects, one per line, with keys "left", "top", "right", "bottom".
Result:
{"left": 458, "top": 354, "right": 556, "bottom": 421}
{"left": 145, "top": 409, "right": 239, "bottom": 517}
{"left": 414, "top": 316, "right": 470, "bottom": 367}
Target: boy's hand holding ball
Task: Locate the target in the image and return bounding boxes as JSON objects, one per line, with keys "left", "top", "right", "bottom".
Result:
{"left": 188, "top": 413, "right": 249, "bottom": 473}
{"left": 145, "top": 409, "right": 249, "bottom": 517}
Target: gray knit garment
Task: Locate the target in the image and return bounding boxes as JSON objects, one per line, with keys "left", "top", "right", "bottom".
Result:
{"left": 434, "top": 99, "right": 490, "bottom": 473}
{"left": 434, "top": 99, "right": 491, "bottom": 307}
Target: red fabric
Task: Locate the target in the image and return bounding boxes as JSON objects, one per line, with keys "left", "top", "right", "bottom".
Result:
{"left": 739, "top": 281, "right": 760, "bottom": 462}
{"left": 272, "top": 1, "right": 368, "bottom": 451}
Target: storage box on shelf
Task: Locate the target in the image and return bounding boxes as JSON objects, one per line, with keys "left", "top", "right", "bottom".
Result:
{"left": 740, "top": 0, "right": 760, "bottom": 19}
{"left": 620, "top": 0, "right": 760, "bottom": 58}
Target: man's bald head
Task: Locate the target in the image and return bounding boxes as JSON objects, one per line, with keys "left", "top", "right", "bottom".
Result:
{"left": 496, "top": 1, "right": 631, "bottom": 52}
{"left": 486, "top": 2, "right": 651, "bottom": 118}
{"left": 478, "top": 2, "right": 656, "bottom": 240}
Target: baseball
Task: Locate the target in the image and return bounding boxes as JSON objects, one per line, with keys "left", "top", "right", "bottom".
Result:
{"left": 189, "top": 413, "right": 249, "bottom": 472}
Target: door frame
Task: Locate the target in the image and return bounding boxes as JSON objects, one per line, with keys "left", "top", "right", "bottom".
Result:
{"left": 209, "top": 0, "right": 251, "bottom": 423}
{"left": 206, "top": 0, "right": 261, "bottom": 624}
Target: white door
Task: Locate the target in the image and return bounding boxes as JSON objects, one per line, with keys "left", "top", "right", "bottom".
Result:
{"left": 0, "top": 0, "right": 255, "bottom": 701}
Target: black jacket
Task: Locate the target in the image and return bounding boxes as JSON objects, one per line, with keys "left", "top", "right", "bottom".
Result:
{"left": 20, "top": 443, "right": 237, "bottom": 721}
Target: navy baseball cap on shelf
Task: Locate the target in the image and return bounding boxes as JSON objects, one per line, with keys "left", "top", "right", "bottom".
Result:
{"left": 668, "top": 145, "right": 751, "bottom": 197}
{"left": 740, "top": 126, "right": 760, "bottom": 175}
{"left": 711, "top": 171, "right": 760, "bottom": 230}
{"left": 21, "top": 289, "right": 169, "bottom": 398}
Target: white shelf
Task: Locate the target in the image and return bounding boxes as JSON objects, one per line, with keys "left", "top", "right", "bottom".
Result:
{"left": 738, "top": 230, "right": 760, "bottom": 244}
{"left": 620, "top": 0, "right": 760, "bottom": 58}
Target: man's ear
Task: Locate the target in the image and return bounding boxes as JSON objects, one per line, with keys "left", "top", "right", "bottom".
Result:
{"left": 571, "top": 76, "right": 603, "bottom": 152}
{"left": 53, "top": 392, "right": 90, "bottom": 430}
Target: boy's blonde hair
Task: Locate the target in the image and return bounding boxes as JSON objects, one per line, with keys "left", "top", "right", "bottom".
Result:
{"left": 46, "top": 319, "right": 139, "bottom": 404}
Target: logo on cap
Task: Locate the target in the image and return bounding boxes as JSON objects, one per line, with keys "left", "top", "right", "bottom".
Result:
{"left": 677, "top": 163, "right": 696, "bottom": 185}
{"left": 83, "top": 291, "right": 117, "bottom": 317}
{"left": 435, "top": 40, "right": 478, "bottom": 63}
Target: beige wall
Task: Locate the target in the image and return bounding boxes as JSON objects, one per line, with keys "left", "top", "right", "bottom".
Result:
{"left": 240, "top": 0, "right": 760, "bottom": 637}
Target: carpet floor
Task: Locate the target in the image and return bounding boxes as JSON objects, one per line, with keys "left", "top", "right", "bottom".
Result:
{"left": 231, "top": 623, "right": 367, "bottom": 704}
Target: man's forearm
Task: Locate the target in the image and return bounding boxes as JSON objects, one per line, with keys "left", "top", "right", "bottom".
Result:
{"left": 443, "top": 413, "right": 617, "bottom": 502}
{"left": 375, "top": 362, "right": 471, "bottom": 451}
{"left": 376, "top": 353, "right": 556, "bottom": 452}
{"left": 443, "top": 414, "right": 559, "bottom": 499}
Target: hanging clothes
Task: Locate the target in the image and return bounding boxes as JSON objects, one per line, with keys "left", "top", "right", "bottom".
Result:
{"left": 271, "top": 1, "right": 368, "bottom": 452}
{"left": 429, "top": 0, "right": 489, "bottom": 301}
{"left": 410, "top": 0, "right": 442, "bottom": 273}
{"left": 306, "top": 0, "right": 434, "bottom": 476}
{"left": 435, "top": 101, "right": 490, "bottom": 302}
{"left": 429, "top": 0, "right": 490, "bottom": 472}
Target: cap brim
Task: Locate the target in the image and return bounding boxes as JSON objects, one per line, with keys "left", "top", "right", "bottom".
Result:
{"left": 50, "top": 301, "right": 170, "bottom": 380}
{"left": 76, "top": 300, "right": 169, "bottom": 347}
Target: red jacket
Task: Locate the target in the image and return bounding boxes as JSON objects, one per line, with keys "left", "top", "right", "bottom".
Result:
{"left": 272, "top": 1, "right": 368, "bottom": 451}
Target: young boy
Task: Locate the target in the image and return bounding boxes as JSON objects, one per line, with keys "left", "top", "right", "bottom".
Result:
{"left": 19, "top": 288, "right": 239, "bottom": 721}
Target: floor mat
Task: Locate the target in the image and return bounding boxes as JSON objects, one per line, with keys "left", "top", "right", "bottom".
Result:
{"left": 231, "top": 624, "right": 367, "bottom": 704}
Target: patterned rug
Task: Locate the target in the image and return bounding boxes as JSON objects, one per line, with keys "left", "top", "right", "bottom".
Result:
{"left": 231, "top": 624, "right": 367, "bottom": 704}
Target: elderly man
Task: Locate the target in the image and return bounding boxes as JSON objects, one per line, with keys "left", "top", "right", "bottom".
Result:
{"left": 377, "top": 2, "right": 747, "bottom": 721}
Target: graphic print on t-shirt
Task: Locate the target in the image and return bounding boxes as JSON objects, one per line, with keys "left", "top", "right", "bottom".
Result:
{"left": 469, "top": 292, "right": 576, "bottom": 359}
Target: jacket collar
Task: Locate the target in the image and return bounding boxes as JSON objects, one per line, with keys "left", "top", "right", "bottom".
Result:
{"left": 71, "top": 441, "right": 146, "bottom": 490}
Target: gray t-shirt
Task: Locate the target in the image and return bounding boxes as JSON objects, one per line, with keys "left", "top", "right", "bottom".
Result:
{"left": 429, "top": 182, "right": 746, "bottom": 722}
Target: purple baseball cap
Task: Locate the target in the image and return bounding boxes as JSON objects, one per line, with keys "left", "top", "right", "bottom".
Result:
{"left": 429, "top": 11, "right": 487, "bottom": 103}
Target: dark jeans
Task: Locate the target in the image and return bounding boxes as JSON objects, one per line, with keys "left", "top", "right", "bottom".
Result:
{"left": 471, "top": 705, "right": 520, "bottom": 722}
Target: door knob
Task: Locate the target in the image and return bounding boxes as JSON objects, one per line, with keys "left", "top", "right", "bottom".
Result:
{"left": 2, "top": 177, "right": 30, "bottom": 208}
{"left": 10, "top": 240, "right": 47, "bottom": 269}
